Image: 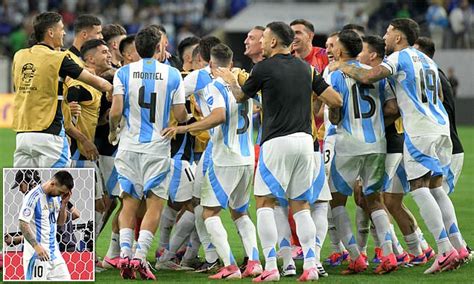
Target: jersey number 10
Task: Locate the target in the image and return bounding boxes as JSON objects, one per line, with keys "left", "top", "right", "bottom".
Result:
{"left": 138, "top": 86, "right": 157, "bottom": 123}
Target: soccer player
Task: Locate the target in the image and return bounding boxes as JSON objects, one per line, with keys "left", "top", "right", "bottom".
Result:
{"left": 68, "top": 14, "right": 103, "bottom": 66}
{"left": 178, "top": 36, "right": 201, "bottom": 72}
{"left": 163, "top": 43, "right": 262, "bottom": 279}
{"left": 12, "top": 12, "right": 112, "bottom": 168}
{"left": 102, "top": 24, "right": 127, "bottom": 68}
{"left": 119, "top": 34, "right": 141, "bottom": 65}
{"left": 19, "top": 170, "right": 74, "bottom": 280}
{"left": 109, "top": 26, "right": 187, "bottom": 280}
{"left": 329, "top": 18, "right": 465, "bottom": 273}
{"left": 216, "top": 21, "right": 342, "bottom": 282}
{"left": 244, "top": 26, "right": 265, "bottom": 64}
{"left": 290, "top": 19, "right": 328, "bottom": 73}
{"left": 414, "top": 36, "right": 470, "bottom": 263}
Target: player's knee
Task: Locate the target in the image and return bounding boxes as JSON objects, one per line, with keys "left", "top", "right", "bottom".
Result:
{"left": 202, "top": 206, "right": 220, "bottom": 219}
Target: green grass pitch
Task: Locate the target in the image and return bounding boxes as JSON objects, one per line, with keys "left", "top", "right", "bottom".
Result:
{"left": 1, "top": 127, "right": 473, "bottom": 282}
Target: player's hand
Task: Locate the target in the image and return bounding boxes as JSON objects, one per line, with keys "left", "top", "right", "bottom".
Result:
{"left": 4, "top": 234, "right": 13, "bottom": 246}
{"left": 61, "top": 191, "right": 72, "bottom": 206}
{"left": 106, "top": 91, "right": 113, "bottom": 102}
{"left": 69, "top": 101, "right": 81, "bottom": 117}
{"left": 108, "top": 130, "right": 118, "bottom": 145}
{"left": 83, "top": 139, "right": 99, "bottom": 161}
{"left": 215, "top": 67, "right": 238, "bottom": 85}
{"left": 328, "top": 61, "right": 342, "bottom": 72}
{"left": 34, "top": 244, "right": 50, "bottom": 261}
{"left": 161, "top": 127, "right": 177, "bottom": 139}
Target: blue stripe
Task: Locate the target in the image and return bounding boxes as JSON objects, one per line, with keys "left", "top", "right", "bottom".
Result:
{"left": 310, "top": 154, "right": 326, "bottom": 203}
{"left": 202, "top": 142, "right": 213, "bottom": 177}
{"left": 195, "top": 69, "right": 213, "bottom": 92}
{"left": 172, "top": 133, "right": 188, "bottom": 160}
{"left": 26, "top": 253, "right": 37, "bottom": 280}
{"left": 27, "top": 189, "right": 41, "bottom": 207}
{"left": 144, "top": 170, "right": 169, "bottom": 196}
{"left": 52, "top": 136, "right": 69, "bottom": 168}
{"left": 106, "top": 166, "right": 119, "bottom": 196}
{"left": 118, "top": 174, "right": 140, "bottom": 200}
{"left": 327, "top": 125, "right": 336, "bottom": 136}
{"left": 163, "top": 67, "right": 181, "bottom": 128}
{"left": 399, "top": 51, "right": 428, "bottom": 116}
{"left": 331, "top": 71, "right": 351, "bottom": 134}
{"left": 34, "top": 201, "right": 42, "bottom": 243}
{"left": 75, "top": 159, "right": 85, "bottom": 168}
{"left": 382, "top": 172, "right": 391, "bottom": 192}
{"left": 443, "top": 164, "right": 455, "bottom": 194}
{"left": 214, "top": 81, "right": 230, "bottom": 146}
{"left": 71, "top": 149, "right": 80, "bottom": 160}
{"left": 258, "top": 147, "right": 286, "bottom": 200}
{"left": 396, "top": 164, "right": 410, "bottom": 194}
{"left": 364, "top": 175, "right": 384, "bottom": 196}
{"left": 208, "top": 161, "right": 229, "bottom": 209}
{"left": 237, "top": 103, "right": 251, "bottom": 157}
{"left": 330, "top": 154, "right": 353, "bottom": 196}
{"left": 404, "top": 134, "right": 442, "bottom": 177}
{"left": 280, "top": 238, "right": 290, "bottom": 248}
{"left": 169, "top": 159, "right": 182, "bottom": 202}
{"left": 234, "top": 201, "right": 250, "bottom": 213}
{"left": 120, "top": 242, "right": 131, "bottom": 248}
{"left": 359, "top": 88, "right": 376, "bottom": 143}
{"left": 47, "top": 195, "right": 56, "bottom": 260}
{"left": 118, "top": 65, "right": 131, "bottom": 128}
{"left": 139, "top": 59, "right": 157, "bottom": 143}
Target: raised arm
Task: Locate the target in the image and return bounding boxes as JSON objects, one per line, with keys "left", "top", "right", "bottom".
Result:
{"left": 329, "top": 61, "right": 391, "bottom": 84}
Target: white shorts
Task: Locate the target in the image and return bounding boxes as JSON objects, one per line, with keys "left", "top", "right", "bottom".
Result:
{"left": 404, "top": 135, "right": 452, "bottom": 181}
{"left": 115, "top": 150, "right": 171, "bottom": 200}
{"left": 98, "top": 154, "right": 120, "bottom": 197}
{"left": 313, "top": 152, "right": 332, "bottom": 202}
{"left": 200, "top": 164, "right": 253, "bottom": 212}
{"left": 382, "top": 153, "right": 410, "bottom": 194}
{"left": 169, "top": 159, "right": 195, "bottom": 202}
{"left": 442, "top": 152, "right": 464, "bottom": 195}
{"left": 192, "top": 151, "right": 208, "bottom": 199}
{"left": 23, "top": 255, "right": 71, "bottom": 280}
{"left": 14, "top": 132, "right": 71, "bottom": 168}
{"left": 72, "top": 159, "right": 104, "bottom": 200}
{"left": 323, "top": 135, "right": 336, "bottom": 177}
{"left": 254, "top": 133, "right": 315, "bottom": 201}
{"left": 329, "top": 153, "right": 386, "bottom": 196}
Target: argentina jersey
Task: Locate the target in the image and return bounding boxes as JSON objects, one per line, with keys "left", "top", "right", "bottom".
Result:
{"left": 184, "top": 66, "right": 213, "bottom": 107}
{"left": 381, "top": 47, "right": 449, "bottom": 138}
{"left": 19, "top": 185, "right": 62, "bottom": 262}
{"left": 322, "top": 68, "right": 337, "bottom": 139}
{"left": 327, "top": 60, "right": 388, "bottom": 156}
{"left": 200, "top": 77, "right": 254, "bottom": 167}
{"left": 113, "top": 58, "right": 185, "bottom": 156}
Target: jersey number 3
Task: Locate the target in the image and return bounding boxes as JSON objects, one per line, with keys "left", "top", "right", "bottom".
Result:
{"left": 138, "top": 86, "right": 157, "bottom": 123}
{"left": 236, "top": 101, "right": 250, "bottom": 134}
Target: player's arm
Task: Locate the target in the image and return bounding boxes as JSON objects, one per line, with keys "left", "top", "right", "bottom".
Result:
{"left": 383, "top": 98, "right": 400, "bottom": 127}
{"left": 19, "top": 220, "right": 49, "bottom": 261}
{"left": 108, "top": 94, "right": 123, "bottom": 144}
{"left": 329, "top": 107, "right": 342, "bottom": 124}
{"left": 60, "top": 55, "right": 113, "bottom": 94}
{"left": 214, "top": 66, "right": 263, "bottom": 103}
{"left": 57, "top": 191, "right": 71, "bottom": 226}
{"left": 329, "top": 61, "right": 391, "bottom": 84}
{"left": 312, "top": 72, "right": 343, "bottom": 108}
{"left": 162, "top": 108, "right": 225, "bottom": 138}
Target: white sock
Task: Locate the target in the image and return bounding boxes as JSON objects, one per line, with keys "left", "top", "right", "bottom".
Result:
{"left": 205, "top": 216, "right": 235, "bottom": 267}
{"left": 274, "top": 205, "right": 294, "bottom": 269}
{"left": 332, "top": 206, "right": 360, "bottom": 259}
{"left": 328, "top": 208, "right": 345, "bottom": 253}
{"left": 182, "top": 229, "right": 200, "bottom": 261}
{"left": 404, "top": 231, "right": 423, "bottom": 256}
{"left": 390, "top": 224, "right": 404, "bottom": 255}
{"left": 135, "top": 230, "right": 154, "bottom": 260}
{"left": 355, "top": 206, "right": 370, "bottom": 254}
{"left": 158, "top": 206, "right": 178, "bottom": 249}
{"left": 234, "top": 215, "right": 259, "bottom": 261}
{"left": 294, "top": 209, "right": 317, "bottom": 270}
{"left": 371, "top": 209, "right": 393, "bottom": 256}
{"left": 257, "top": 207, "right": 278, "bottom": 271}
{"left": 106, "top": 232, "right": 121, "bottom": 258}
{"left": 194, "top": 205, "right": 218, "bottom": 263}
{"left": 168, "top": 211, "right": 195, "bottom": 255}
{"left": 416, "top": 227, "right": 429, "bottom": 251}
{"left": 370, "top": 224, "right": 381, "bottom": 247}
{"left": 311, "top": 202, "right": 329, "bottom": 263}
{"left": 119, "top": 228, "right": 134, "bottom": 259}
{"left": 95, "top": 211, "right": 104, "bottom": 241}
{"left": 430, "top": 186, "right": 464, "bottom": 250}
{"left": 411, "top": 187, "right": 452, "bottom": 254}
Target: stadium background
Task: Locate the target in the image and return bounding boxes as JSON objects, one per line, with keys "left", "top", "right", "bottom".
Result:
{"left": 0, "top": 0, "right": 473, "bottom": 282}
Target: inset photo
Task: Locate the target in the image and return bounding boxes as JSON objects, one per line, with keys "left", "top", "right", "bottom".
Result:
{"left": 3, "top": 168, "right": 95, "bottom": 281}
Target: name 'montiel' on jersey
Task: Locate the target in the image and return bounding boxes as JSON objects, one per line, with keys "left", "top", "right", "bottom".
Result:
{"left": 326, "top": 60, "right": 391, "bottom": 156}
{"left": 113, "top": 58, "right": 185, "bottom": 156}
{"left": 198, "top": 77, "right": 254, "bottom": 167}
{"left": 18, "top": 185, "right": 62, "bottom": 261}
{"left": 381, "top": 47, "right": 450, "bottom": 138}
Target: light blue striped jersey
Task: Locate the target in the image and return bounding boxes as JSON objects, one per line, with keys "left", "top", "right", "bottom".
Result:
{"left": 113, "top": 58, "right": 185, "bottom": 155}
{"left": 381, "top": 47, "right": 449, "bottom": 138}
{"left": 184, "top": 66, "right": 213, "bottom": 106}
{"left": 19, "top": 185, "right": 62, "bottom": 263}
{"left": 327, "top": 60, "right": 390, "bottom": 156}
{"left": 199, "top": 77, "right": 254, "bottom": 167}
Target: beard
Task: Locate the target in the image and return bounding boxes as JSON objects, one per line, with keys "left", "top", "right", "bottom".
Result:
{"left": 385, "top": 44, "right": 395, "bottom": 56}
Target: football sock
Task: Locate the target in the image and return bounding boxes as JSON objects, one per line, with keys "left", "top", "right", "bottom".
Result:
{"left": 134, "top": 230, "right": 154, "bottom": 261}
{"left": 328, "top": 207, "right": 345, "bottom": 253}
{"left": 294, "top": 209, "right": 317, "bottom": 270}
{"left": 311, "top": 202, "right": 329, "bottom": 263}
{"left": 119, "top": 228, "right": 134, "bottom": 259}
{"left": 371, "top": 209, "right": 394, "bottom": 256}
{"left": 332, "top": 206, "right": 360, "bottom": 260}
{"left": 194, "top": 205, "right": 218, "bottom": 263}
{"left": 106, "top": 232, "right": 121, "bottom": 258}
{"left": 158, "top": 206, "right": 178, "bottom": 250}
{"left": 205, "top": 216, "right": 235, "bottom": 267}
{"left": 416, "top": 227, "right": 429, "bottom": 251}
{"left": 234, "top": 215, "right": 259, "bottom": 261}
{"left": 404, "top": 231, "right": 423, "bottom": 256}
{"left": 355, "top": 205, "right": 370, "bottom": 254}
{"left": 257, "top": 207, "right": 278, "bottom": 271}
{"left": 274, "top": 205, "right": 294, "bottom": 269}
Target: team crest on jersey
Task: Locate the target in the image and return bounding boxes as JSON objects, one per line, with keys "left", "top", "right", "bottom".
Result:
{"left": 207, "top": 96, "right": 214, "bottom": 106}
{"left": 23, "top": 208, "right": 31, "bottom": 217}
{"left": 19, "top": 63, "right": 37, "bottom": 93}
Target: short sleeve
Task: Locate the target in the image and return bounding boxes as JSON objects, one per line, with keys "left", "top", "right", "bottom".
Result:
{"left": 327, "top": 71, "right": 345, "bottom": 95}
{"left": 380, "top": 52, "right": 400, "bottom": 75}
{"left": 384, "top": 79, "right": 396, "bottom": 101}
{"left": 18, "top": 191, "right": 39, "bottom": 223}
{"left": 59, "top": 55, "right": 83, "bottom": 79}
{"left": 312, "top": 68, "right": 330, "bottom": 96}
{"left": 172, "top": 72, "right": 186, "bottom": 105}
{"left": 204, "top": 84, "right": 226, "bottom": 112}
{"left": 184, "top": 70, "right": 198, "bottom": 98}
{"left": 113, "top": 69, "right": 125, "bottom": 96}
{"left": 241, "top": 63, "right": 263, "bottom": 98}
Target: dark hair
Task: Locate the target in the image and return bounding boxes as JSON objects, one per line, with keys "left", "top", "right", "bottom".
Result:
{"left": 253, "top": 25, "right": 265, "bottom": 31}
{"left": 33, "top": 12, "right": 62, "bottom": 42}
{"left": 150, "top": 24, "right": 167, "bottom": 35}
{"left": 102, "top": 24, "right": 126, "bottom": 43}
{"left": 390, "top": 18, "right": 419, "bottom": 46}
{"left": 80, "top": 39, "right": 107, "bottom": 58}
{"left": 198, "top": 36, "right": 221, "bottom": 62}
{"left": 119, "top": 34, "right": 136, "bottom": 55}
{"left": 177, "top": 36, "right": 200, "bottom": 62}
{"left": 338, "top": 30, "right": 363, "bottom": 58}
{"left": 290, "top": 19, "right": 314, "bottom": 33}
{"left": 73, "top": 14, "right": 101, "bottom": 33}
{"left": 192, "top": 45, "right": 200, "bottom": 60}
{"left": 135, "top": 26, "right": 161, "bottom": 58}
{"left": 362, "top": 35, "right": 385, "bottom": 59}
{"left": 415, "top": 36, "right": 435, "bottom": 58}
{"left": 210, "top": 43, "right": 233, "bottom": 67}
{"left": 53, "top": 171, "right": 74, "bottom": 190}
{"left": 342, "top": 24, "right": 366, "bottom": 35}
{"left": 266, "top": 21, "right": 295, "bottom": 47}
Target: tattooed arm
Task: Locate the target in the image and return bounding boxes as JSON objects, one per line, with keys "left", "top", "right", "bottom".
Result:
{"left": 329, "top": 61, "right": 391, "bottom": 84}
{"left": 19, "top": 220, "right": 49, "bottom": 261}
